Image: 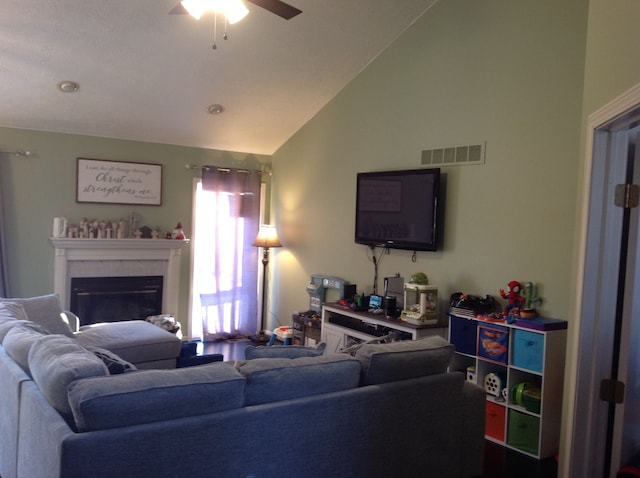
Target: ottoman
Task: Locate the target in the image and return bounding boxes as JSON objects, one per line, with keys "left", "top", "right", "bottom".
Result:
{"left": 75, "top": 320, "right": 181, "bottom": 369}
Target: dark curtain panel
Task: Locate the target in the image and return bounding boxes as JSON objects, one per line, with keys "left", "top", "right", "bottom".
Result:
{"left": 0, "top": 162, "right": 10, "bottom": 297}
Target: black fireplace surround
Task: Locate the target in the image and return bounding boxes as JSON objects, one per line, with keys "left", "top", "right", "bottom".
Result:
{"left": 70, "top": 276, "right": 163, "bottom": 326}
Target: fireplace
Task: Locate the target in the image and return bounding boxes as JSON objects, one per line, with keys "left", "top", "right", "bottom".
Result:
{"left": 70, "top": 276, "right": 163, "bottom": 326}
{"left": 50, "top": 238, "right": 189, "bottom": 322}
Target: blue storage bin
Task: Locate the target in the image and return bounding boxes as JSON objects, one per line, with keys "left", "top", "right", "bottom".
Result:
{"left": 477, "top": 324, "right": 509, "bottom": 363}
{"left": 512, "top": 329, "right": 544, "bottom": 373}
{"left": 449, "top": 315, "right": 478, "bottom": 355}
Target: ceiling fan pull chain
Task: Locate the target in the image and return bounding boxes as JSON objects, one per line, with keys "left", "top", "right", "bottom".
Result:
{"left": 224, "top": 16, "right": 228, "bottom": 40}
{"left": 212, "top": 13, "right": 218, "bottom": 49}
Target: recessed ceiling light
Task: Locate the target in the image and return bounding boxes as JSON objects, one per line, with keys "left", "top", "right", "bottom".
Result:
{"left": 208, "top": 104, "right": 225, "bottom": 115}
{"left": 57, "top": 80, "right": 80, "bottom": 93}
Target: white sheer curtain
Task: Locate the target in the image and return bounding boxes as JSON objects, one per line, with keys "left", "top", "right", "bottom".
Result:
{"left": 193, "top": 167, "right": 261, "bottom": 340}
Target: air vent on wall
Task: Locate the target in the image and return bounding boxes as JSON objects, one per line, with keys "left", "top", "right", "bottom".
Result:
{"left": 421, "top": 142, "right": 486, "bottom": 166}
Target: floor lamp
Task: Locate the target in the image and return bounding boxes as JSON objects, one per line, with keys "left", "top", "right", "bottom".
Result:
{"left": 250, "top": 224, "right": 282, "bottom": 343}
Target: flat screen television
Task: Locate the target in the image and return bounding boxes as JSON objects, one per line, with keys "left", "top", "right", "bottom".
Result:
{"left": 355, "top": 168, "right": 441, "bottom": 251}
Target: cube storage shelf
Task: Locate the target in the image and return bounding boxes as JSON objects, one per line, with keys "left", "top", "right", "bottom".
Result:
{"left": 448, "top": 313, "right": 567, "bottom": 459}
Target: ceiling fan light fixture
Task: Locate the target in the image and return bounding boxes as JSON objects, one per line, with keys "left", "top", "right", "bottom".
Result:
{"left": 217, "top": 0, "right": 249, "bottom": 24}
{"left": 181, "top": 0, "right": 248, "bottom": 23}
{"left": 181, "top": 0, "right": 208, "bottom": 19}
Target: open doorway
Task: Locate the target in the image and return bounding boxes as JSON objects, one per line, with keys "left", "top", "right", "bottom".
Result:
{"left": 567, "top": 83, "right": 640, "bottom": 477}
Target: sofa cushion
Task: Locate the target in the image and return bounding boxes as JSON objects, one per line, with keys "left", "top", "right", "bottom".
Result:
{"left": 355, "top": 335, "right": 454, "bottom": 385}
{"left": 2, "top": 324, "right": 48, "bottom": 373}
{"left": 28, "top": 335, "right": 108, "bottom": 416}
{"left": 1, "top": 294, "right": 74, "bottom": 337}
{"left": 234, "top": 354, "right": 361, "bottom": 406}
{"left": 67, "top": 362, "right": 246, "bottom": 432}
{"left": 75, "top": 320, "right": 181, "bottom": 365}
{"left": 244, "top": 343, "right": 326, "bottom": 360}
{"left": 83, "top": 345, "right": 137, "bottom": 374}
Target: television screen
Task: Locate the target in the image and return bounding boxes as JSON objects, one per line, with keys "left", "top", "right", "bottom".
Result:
{"left": 355, "top": 168, "right": 441, "bottom": 251}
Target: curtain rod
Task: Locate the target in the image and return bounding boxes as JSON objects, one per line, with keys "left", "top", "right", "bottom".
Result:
{"left": 0, "top": 149, "right": 32, "bottom": 157}
{"left": 184, "top": 164, "right": 268, "bottom": 175}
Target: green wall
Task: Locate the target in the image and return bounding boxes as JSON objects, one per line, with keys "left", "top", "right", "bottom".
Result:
{"left": 271, "top": 0, "right": 589, "bottom": 327}
{"left": 0, "top": 127, "right": 270, "bottom": 336}
{"left": 582, "top": 0, "right": 640, "bottom": 115}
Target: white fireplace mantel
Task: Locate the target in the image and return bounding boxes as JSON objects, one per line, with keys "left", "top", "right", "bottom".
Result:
{"left": 50, "top": 238, "right": 190, "bottom": 314}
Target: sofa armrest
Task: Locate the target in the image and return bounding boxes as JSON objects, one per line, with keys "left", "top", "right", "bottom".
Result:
{"left": 461, "top": 380, "right": 486, "bottom": 477}
{"left": 62, "top": 311, "right": 80, "bottom": 333}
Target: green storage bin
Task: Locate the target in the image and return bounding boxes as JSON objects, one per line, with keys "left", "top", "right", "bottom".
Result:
{"left": 507, "top": 409, "right": 540, "bottom": 455}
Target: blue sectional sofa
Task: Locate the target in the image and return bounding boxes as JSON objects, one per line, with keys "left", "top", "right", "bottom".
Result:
{"left": 0, "top": 297, "right": 485, "bottom": 478}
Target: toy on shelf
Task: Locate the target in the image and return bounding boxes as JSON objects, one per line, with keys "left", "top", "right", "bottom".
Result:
{"left": 499, "top": 280, "right": 525, "bottom": 322}
{"left": 401, "top": 273, "right": 438, "bottom": 325}
{"left": 449, "top": 292, "right": 498, "bottom": 319}
{"left": 520, "top": 282, "right": 542, "bottom": 318}
{"left": 484, "top": 372, "right": 505, "bottom": 401}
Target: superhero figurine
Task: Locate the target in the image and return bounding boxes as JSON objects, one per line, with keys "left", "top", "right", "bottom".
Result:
{"left": 499, "top": 281, "right": 524, "bottom": 318}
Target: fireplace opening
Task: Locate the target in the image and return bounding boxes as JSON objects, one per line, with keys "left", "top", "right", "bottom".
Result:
{"left": 70, "top": 276, "right": 163, "bottom": 326}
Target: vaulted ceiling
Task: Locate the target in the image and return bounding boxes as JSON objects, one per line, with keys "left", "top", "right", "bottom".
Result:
{"left": 0, "top": 0, "right": 437, "bottom": 155}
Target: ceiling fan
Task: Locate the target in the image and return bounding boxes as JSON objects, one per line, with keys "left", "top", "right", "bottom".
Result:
{"left": 169, "top": 0, "right": 302, "bottom": 20}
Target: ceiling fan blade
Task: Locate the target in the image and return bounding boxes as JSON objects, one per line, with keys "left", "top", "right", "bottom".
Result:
{"left": 246, "top": 0, "right": 302, "bottom": 20}
{"left": 168, "top": 2, "right": 187, "bottom": 15}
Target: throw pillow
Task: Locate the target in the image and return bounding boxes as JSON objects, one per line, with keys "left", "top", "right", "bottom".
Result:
{"left": 0, "top": 302, "right": 32, "bottom": 341}
{"left": 1, "top": 294, "right": 74, "bottom": 337}
{"left": 28, "top": 334, "right": 108, "bottom": 416}
{"left": 244, "top": 342, "right": 326, "bottom": 360}
{"left": 355, "top": 335, "right": 455, "bottom": 386}
{"left": 0, "top": 301, "right": 29, "bottom": 321}
{"left": 83, "top": 345, "right": 137, "bottom": 374}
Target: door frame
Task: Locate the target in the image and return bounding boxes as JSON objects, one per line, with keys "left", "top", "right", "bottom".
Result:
{"left": 563, "top": 82, "right": 640, "bottom": 477}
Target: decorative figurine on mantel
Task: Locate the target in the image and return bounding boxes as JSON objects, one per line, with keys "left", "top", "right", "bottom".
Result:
{"left": 172, "top": 222, "right": 186, "bottom": 240}
{"left": 129, "top": 212, "right": 138, "bottom": 239}
{"left": 81, "top": 218, "right": 89, "bottom": 238}
{"left": 117, "top": 219, "right": 126, "bottom": 239}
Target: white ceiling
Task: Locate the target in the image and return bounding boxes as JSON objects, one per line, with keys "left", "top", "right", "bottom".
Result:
{"left": 0, "top": 0, "right": 436, "bottom": 155}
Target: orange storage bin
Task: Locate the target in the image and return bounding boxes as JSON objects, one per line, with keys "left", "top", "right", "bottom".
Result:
{"left": 485, "top": 401, "right": 506, "bottom": 442}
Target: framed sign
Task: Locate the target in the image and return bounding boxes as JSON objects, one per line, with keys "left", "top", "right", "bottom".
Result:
{"left": 77, "top": 158, "right": 162, "bottom": 205}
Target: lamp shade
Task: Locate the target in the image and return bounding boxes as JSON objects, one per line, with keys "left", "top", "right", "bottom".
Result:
{"left": 252, "top": 224, "right": 282, "bottom": 248}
